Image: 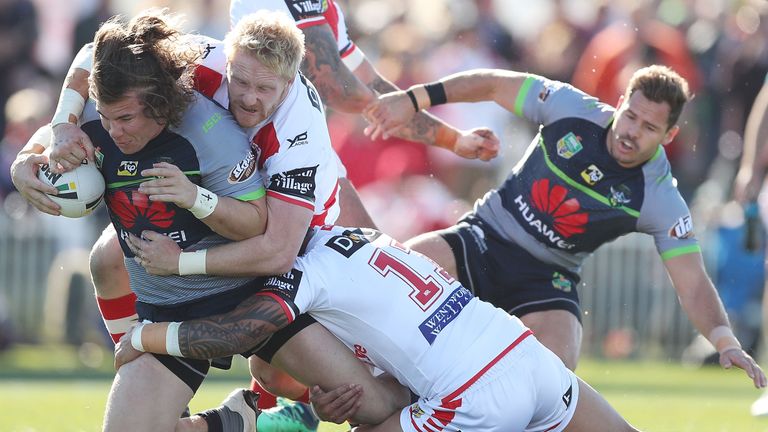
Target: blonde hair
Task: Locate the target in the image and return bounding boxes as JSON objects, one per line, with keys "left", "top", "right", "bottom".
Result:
{"left": 624, "top": 65, "right": 690, "bottom": 129}
{"left": 224, "top": 10, "right": 305, "bottom": 81}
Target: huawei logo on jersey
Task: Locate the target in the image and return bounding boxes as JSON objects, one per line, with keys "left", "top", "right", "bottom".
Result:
{"left": 514, "top": 179, "right": 588, "bottom": 249}
{"left": 530, "top": 179, "right": 588, "bottom": 237}
{"left": 107, "top": 190, "right": 176, "bottom": 230}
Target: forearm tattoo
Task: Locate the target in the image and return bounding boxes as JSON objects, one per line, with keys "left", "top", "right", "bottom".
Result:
{"left": 177, "top": 294, "right": 290, "bottom": 359}
{"left": 302, "top": 26, "right": 363, "bottom": 101}
{"left": 370, "top": 76, "right": 439, "bottom": 145}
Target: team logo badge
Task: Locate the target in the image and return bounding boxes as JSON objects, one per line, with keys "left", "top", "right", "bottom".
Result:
{"left": 95, "top": 148, "right": 104, "bottom": 169}
{"left": 409, "top": 404, "right": 425, "bottom": 419}
{"left": 531, "top": 179, "right": 588, "bottom": 238}
{"left": 117, "top": 160, "right": 138, "bottom": 176}
{"left": 551, "top": 272, "right": 572, "bottom": 292}
{"left": 609, "top": 184, "right": 631, "bottom": 207}
{"left": 669, "top": 215, "right": 694, "bottom": 239}
{"left": 580, "top": 164, "right": 604, "bottom": 186}
{"left": 556, "top": 132, "right": 582, "bottom": 159}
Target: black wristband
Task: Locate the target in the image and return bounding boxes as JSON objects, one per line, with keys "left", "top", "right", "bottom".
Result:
{"left": 406, "top": 89, "right": 419, "bottom": 112}
{"left": 424, "top": 81, "right": 447, "bottom": 106}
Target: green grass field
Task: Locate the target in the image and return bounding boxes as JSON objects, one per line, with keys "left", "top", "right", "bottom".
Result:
{"left": 1, "top": 344, "right": 767, "bottom": 431}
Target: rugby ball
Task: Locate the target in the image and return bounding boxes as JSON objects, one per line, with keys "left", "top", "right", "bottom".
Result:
{"left": 37, "top": 160, "right": 105, "bottom": 218}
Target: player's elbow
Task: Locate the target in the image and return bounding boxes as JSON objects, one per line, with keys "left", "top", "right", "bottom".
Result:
{"left": 270, "top": 248, "right": 297, "bottom": 275}
{"left": 324, "top": 88, "right": 373, "bottom": 113}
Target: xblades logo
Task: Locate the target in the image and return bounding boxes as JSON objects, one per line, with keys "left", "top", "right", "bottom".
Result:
{"left": 287, "top": 131, "right": 308, "bottom": 148}
{"left": 201, "top": 43, "right": 215, "bottom": 59}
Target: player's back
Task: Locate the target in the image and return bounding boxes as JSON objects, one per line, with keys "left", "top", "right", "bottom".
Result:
{"left": 292, "top": 227, "right": 532, "bottom": 399}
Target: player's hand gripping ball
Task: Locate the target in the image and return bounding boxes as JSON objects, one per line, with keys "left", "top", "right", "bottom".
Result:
{"left": 37, "top": 159, "right": 105, "bottom": 218}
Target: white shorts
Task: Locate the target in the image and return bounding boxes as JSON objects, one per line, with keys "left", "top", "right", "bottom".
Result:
{"left": 400, "top": 334, "right": 578, "bottom": 432}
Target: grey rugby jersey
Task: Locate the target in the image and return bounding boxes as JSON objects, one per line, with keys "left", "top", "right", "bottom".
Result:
{"left": 474, "top": 76, "right": 699, "bottom": 273}
{"left": 81, "top": 92, "right": 265, "bottom": 305}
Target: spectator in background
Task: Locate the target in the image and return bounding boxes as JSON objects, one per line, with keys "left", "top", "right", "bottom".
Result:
{"left": 0, "top": 0, "right": 42, "bottom": 135}
{"left": 70, "top": 0, "right": 113, "bottom": 57}
{"left": 0, "top": 88, "right": 52, "bottom": 202}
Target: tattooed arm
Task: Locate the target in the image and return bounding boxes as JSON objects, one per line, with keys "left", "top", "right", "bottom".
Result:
{"left": 354, "top": 58, "right": 500, "bottom": 160}
{"left": 300, "top": 23, "right": 498, "bottom": 160}
{"left": 114, "top": 293, "right": 291, "bottom": 368}
{"left": 301, "top": 24, "right": 374, "bottom": 113}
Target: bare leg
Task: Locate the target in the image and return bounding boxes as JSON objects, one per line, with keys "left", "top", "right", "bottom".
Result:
{"left": 336, "top": 177, "right": 377, "bottom": 229}
{"left": 104, "top": 353, "right": 193, "bottom": 431}
{"left": 271, "top": 323, "right": 410, "bottom": 425}
{"left": 521, "top": 310, "right": 582, "bottom": 370}
{"left": 248, "top": 355, "right": 308, "bottom": 400}
{"left": 90, "top": 224, "right": 131, "bottom": 299}
{"left": 90, "top": 225, "right": 137, "bottom": 343}
{"left": 564, "top": 377, "right": 639, "bottom": 432}
{"left": 404, "top": 231, "right": 458, "bottom": 277}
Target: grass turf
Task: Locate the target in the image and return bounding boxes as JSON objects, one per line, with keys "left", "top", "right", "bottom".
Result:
{"left": 0, "top": 344, "right": 766, "bottom": 431}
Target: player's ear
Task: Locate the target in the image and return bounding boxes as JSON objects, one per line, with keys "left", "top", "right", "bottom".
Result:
{"left": 662, "top": 125, "right": 679, "bottom": 146}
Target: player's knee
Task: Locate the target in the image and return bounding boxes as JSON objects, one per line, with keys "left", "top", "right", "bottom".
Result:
{"left": 89, "top": 226, "right": 130, "bottom": 298}
{"left": 249, "top": 358, "right": 305, "bottom": 398}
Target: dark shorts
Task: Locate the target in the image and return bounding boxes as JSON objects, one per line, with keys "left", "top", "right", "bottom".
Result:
{"left": 438, "top": 215, "right": 582, "bottom": 321}
{"left": 135, "top": 278, "right": 267, "bottom": 392}
{"left": 252, "top": 313, "right": 318, "bottom": 364}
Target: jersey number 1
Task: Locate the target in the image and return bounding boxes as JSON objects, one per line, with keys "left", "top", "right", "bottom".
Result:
{"left": 369, "top": 250, "right": 444, "bottom": 311}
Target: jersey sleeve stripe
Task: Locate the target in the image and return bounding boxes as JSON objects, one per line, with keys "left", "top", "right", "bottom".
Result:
{"left": 255, "top": 292, "right": 298, "bottom": 323}
{"left": 340, "top": 45, "right": 365, "bottom": 71}
{"left": 266, "top": 190, "right": 315, "bottom": 210}
{"left": 660, "top": 244, "right": 701, "bottom": 260}
{"left": 514, "top": 76, "right": 536, "bottom": 117}
{"left": 296, "top": 16, "right": 328, "bottom": 29}
{"left": 309, "top": 179, "right": 339, "bottom": 226}
{"left": 235, "top": 187, "right": 266, "bottom": 202}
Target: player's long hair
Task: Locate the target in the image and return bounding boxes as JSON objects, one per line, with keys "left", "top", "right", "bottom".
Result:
{"left": 625, "top": 65, "right": 691, "bottom": 129}
{"left": 224, "top": 10, "right": 305, "bottom": 82}
{"left": 90, "top": 9, "right": 198, "bottom": 128}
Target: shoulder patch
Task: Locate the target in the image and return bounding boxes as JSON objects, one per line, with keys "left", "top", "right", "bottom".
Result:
{"left": 287, "top": 0, "right": 328, "bottom": 19}
{"left": 269, "top": 166, "right": 318, "bottom": 200}
{"left": 669, "top": 215, "right": 694, "bottom": 239}
{"left": 228, "top": 150, "right": 258, "bottom": 184}
{"left": 262, "top": 269, "right": 303, "bottom": 300}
